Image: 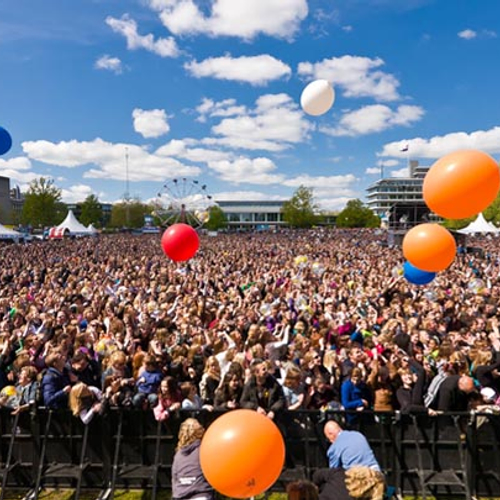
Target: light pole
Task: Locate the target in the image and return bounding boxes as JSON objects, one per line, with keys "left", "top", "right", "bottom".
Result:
{"left": 125, "top": 147, "right": 130, "bottom": 227}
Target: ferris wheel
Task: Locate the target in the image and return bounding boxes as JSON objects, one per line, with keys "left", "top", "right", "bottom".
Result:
{"left": 152, "top": 178, "right": 214, "bottom": 228}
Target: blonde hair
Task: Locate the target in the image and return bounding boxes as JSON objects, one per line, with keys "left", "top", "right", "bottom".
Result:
{"left": 204, "top": 355, "right": 221, "bottom": 376}
{"left": 345, "top": 466, "right": 385, "bottom": 500}
{"left": 69, "top": 382, "right": 94, "bottom": 416}
{"left": 109, "top": 350, "right": 127, "bottom": 367}
{"left": 176, "top": 418, "right": 205, "bottom": 451}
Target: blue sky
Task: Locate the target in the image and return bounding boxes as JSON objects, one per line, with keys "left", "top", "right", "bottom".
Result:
{"left": 0, "top": 0, "right": 499, "bottom": 211}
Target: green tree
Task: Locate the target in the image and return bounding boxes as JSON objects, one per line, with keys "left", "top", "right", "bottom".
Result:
{"left": 109, "top": 199, "right": 150, "bottom": 228}
{"left": 336, "top": 199, "right": 380, "bottom": 228}
{"left": 21, "top": 177, "right": 64, "bottom": 228}
{"left": 79, "top": 194, "right": 103, "bottom": 227}
{"left": 281, "top": 185, "right": 319, "bottom": 228}
{"left": 204, "top": 205, "right": 227, "bottom": 231}
{"left": 483, "top": 189, "right": 500, "bottom": 226}
{"left": 441, "top": 216, "right": 474, "bottom": 231}
{"left": 442, "top": 189, "right": 500, "bottom": 230}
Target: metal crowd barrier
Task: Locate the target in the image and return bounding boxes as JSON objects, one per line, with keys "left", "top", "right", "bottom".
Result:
{"left": 0, "top": 408, "right": 499, "bottom": 499}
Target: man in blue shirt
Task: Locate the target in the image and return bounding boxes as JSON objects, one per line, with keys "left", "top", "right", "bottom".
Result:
{"left": 324, "top": 420, "right": 380, "bottom": 471}
{"left": 323, "top": 420, "right": 385, "bottom": 499}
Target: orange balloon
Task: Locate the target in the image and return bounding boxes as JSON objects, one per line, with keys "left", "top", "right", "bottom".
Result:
{"left": 200, "top": 410, "right": 285, "bottom": 498}
{"left": 402, "top": 223, "right": 456, "bottom": 272}
{"left": 423, "top": 149, "right": 500, "bottom": 219}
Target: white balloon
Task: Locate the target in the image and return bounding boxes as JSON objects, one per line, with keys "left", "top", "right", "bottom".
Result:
{"left": 300, "top": 79, "right": 335, "bottom": 116}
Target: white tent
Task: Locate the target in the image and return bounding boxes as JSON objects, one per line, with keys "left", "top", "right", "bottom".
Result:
{"left": 49, "top": 210, "right": 93, "bottom": 238}
{"left": 87, "top": 223, "right": 98, "bottom": 234}
{"left": 0, "top": 223, "right": 22, "bottom": 240}
{"left": 457, "top": 213, "right": 500, "bottom": 234}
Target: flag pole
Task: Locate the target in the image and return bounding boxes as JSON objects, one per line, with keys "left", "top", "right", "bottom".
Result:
{"left": 400, "top": 143, "right": 410, "bottom": 174}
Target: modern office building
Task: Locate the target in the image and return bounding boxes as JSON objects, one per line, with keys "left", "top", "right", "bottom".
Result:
{"left": 366, "top": 160, "right": 434, "bottom": 231}
{"left": 215, "top": 200, "right": 286, "bottom": 230}
{"left": 0, "top": 176, "right": 23, "bottom": 225}
{"left": 366, "top": 161, "right": 428, "bottom": 216}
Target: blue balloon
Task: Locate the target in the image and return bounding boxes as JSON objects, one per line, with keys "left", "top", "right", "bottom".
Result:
{"left": 403, "top": 261, "right": 436, "bottom": 285}
{"left": 0, "top": 127, "right": 12, "bottom": 156}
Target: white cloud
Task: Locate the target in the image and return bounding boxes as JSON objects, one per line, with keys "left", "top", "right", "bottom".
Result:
{"left": 282, "top": 174, "right": 359, "bottom": 211}
{"left": 297, "top": 55, "right": 401, "bottom": 102}
{"left": 0, "top": 157, "right": 32, "bottom": 171}
{"left": 458, "top": 29, "right": 477, "bottom": 40}
{"left": 0, "top": 157, "right": 39, "bottom": 183}
{"left": 195, "top": 98, "right": 247, "bottom": 123}
{"left": 214, "top": 190, "right": 286, "bottom": 202}
{"left": 307, "top": 7, "right": 340, "bottom": 38}
{"left": 156, "top": 139, "right": 232, "bottom": 162}
{"left": 365, "top": 159, "right": 402, "bottom": 177}
{"left": 185, "top": 54, "right": 291, "bottom": 86}
{"left": 283, "top": 173, "right": 357, "bottom": 191}
{"left": 132, "top": 108, "right": 170, "bottom": 138}
{"left": 458, "top": 28, "right": 497, "bottom": 39}
{"left": 95, "top": 55, "right": 123, "bottom": 74}
{"left": 391, "top": 167, "right": 410, "bottom": 178}
{"left": 22, "top": 138, "right": 201, "bottom": 181}
{"left": 321, "top": 104, "right": 424, "bottom": 137}
{"left": 202, "top": 93, "right": 314, "bottom": 151}
{"left": 147, "top": 0, "right": 175, "bottom": 10}
{"left": 317, "top": 196, "right": 355, "bottom": 212}
{"left": 208, "top": 156, "right": 285, "bottom": 184}
{"left": 379, "top": 126, "right": 500, "bottom": 159}
{"left": 379, "top": 159, "right": 400, "bottom": 167}
{"left": 154, "top": 0, "right": 308, "bottom": 40}
{"left": 106, "top": 14, "right": 179, "bottom": 58}
{"left": 61, "top": 184, "right": 94, "bottom": 204}
{"left": 211, "top": 179, "right": 357, "bottom": 212}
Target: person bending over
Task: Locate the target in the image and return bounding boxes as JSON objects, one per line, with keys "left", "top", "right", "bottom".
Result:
{"left": 322, "top": 420, "right": 385, "bottom": 500}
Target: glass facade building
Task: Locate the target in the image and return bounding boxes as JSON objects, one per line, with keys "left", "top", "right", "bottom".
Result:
{"left": 366, "top": 161, "right": 429, "bottom": 218}
{"left": 215, "top": 200, "right": 285, "bottom": 230}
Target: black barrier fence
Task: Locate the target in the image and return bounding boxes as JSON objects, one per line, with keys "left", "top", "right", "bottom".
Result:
{"left": 1, "top": 408, "right": 499, "bottom": 499}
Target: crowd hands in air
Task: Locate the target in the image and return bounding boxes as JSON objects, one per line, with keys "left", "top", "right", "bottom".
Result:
{"left": 0, "top": 228, "right": 499, "bottom": 425}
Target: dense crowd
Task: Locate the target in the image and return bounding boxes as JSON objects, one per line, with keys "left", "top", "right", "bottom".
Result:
{"left": 0, "top": 229, "right": 499, "bottom": 425}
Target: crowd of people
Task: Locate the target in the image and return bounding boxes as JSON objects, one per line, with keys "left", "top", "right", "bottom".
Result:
{"left": 0, "top": 228, "right": 499, "bottom": 426}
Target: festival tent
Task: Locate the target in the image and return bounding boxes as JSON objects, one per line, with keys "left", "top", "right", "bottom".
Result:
{"left": 0, "top": 223, "right": 22, "bottom": 240}
{"left": 49, "top": 210, "right": 93, "bottom": 238}
{"left": 457, "top": 213, "right": 500, "bottom": 234}
{"left": 87, "top": 223, "right": 98, "bottom": 234}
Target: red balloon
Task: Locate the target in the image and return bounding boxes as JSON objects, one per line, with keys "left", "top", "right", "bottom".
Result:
{"left": 200, "top": 410, "right": 285, "bottom": 498}
{"left": 161, "top": 223, "right": 199, "bottom": 262}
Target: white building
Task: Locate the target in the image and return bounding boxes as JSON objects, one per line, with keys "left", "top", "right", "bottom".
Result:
{"left": 215, "top": 200, "right": 286, "bottom": 230}
{"left": 366, "top": 160, "right": 429, "bottom": 218}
